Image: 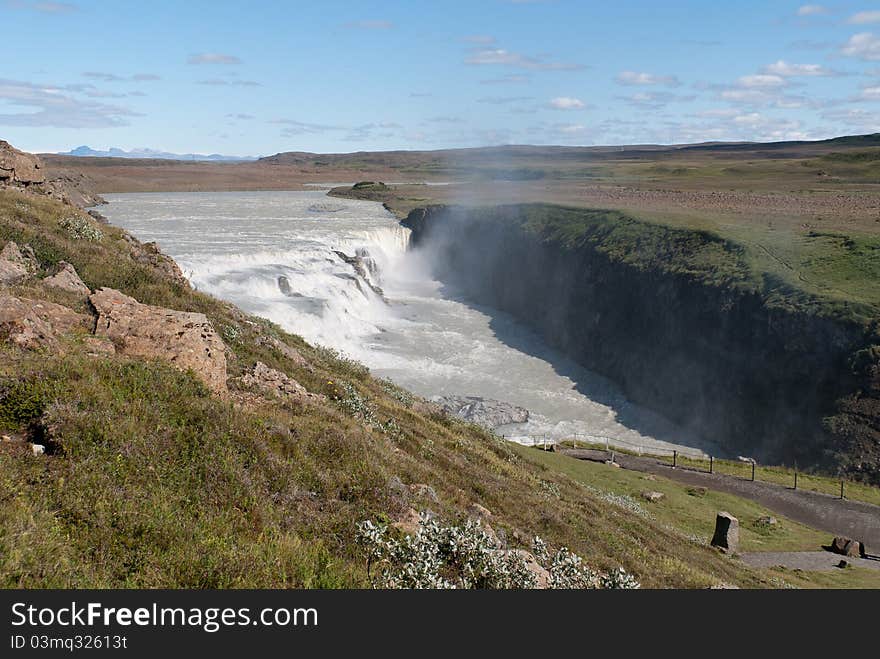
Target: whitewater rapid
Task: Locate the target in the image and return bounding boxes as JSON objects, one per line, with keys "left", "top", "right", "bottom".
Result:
{"left": 102, "top": 190, "right": 715, "bottom": 457}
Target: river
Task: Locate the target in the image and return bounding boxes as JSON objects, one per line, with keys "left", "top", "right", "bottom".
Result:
{"left": 102, "top": 190, "right": 714, "bottom": 457}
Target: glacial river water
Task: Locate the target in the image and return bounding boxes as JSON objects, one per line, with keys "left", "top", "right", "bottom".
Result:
{"left": 102, "top": 190, "right": 715, "bottom": 456}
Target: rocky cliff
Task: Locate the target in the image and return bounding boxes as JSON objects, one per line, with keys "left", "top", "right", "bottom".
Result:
{"left": 0, "top": 140, "right": 104, "bottom": 208}
{"left": 403, "top": 204, "right": 880, "bottom": 482}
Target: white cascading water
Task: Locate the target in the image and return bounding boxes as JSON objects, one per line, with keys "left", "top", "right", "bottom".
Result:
{"left": 102, "top": 190, "right": 716, "bottom": 457}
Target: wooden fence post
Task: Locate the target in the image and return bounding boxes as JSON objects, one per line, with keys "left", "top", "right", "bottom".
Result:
{"left": 840, "top": 481, "right": 845, "bottom": 500}
{"left": 751, "top": 462, "right": 756, "bottom": 482}
{"left": 794, "top": 471, "right": 798, "bottom": 490}
{"left": 673, "top": 450, "right": 677, "bottom": 468}
{"left": 710, "top": 456, "right": 714, "bottom": 474}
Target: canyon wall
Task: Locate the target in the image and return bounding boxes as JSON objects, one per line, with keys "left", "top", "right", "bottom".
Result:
{"left": 403, "top": 204, "right": 880, "bottom": 481}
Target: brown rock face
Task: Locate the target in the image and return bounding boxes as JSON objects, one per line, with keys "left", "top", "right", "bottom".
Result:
{"left": 0, "top": 141, "right": 44, "bottom": 185}
{"left": 0, "top": 295, "right": 91, "bottom": 351}
{"left": 43, "top": 261, "right": 90, "bottom": 296}
{"left": 122, "top": 235, "right": 190, "bottom": 288}
{"left": 238, "top": 361, "right": 324, "bottom": 403}
{"left": 89, "top": 287, "right": 227, "bottom": 393}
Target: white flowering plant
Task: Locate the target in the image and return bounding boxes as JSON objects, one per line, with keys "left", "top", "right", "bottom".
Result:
{"left": 59, "top": 215, "right": 103, "bottom": 242}
{"left": 356, "top": 513, "right": 640, "bottom": 590}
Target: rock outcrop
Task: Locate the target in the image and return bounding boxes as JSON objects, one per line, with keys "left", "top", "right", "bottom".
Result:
{"left": 1, "top": 141, "right": 104, "bottom": 207}
{"left": 0, "top": 140, "right": 44, "bottom": 185}
{"left": 432, "top": 395, "right": 529, "bottom": 430}
{"left": 1, "top": 241, "right": 38, "bottom": 275}
{"left": 43, "top": 261, "right": 90, "bottom": 296}
{"left": 0, "top": 295, "right": 91, "bottom": 351}
{"left": 122, "top": 235, "right": 189, "bottom": 288}
{"left": 238, "top": 361, "right": 323, "bottom": 403}
{"left": 254, "top": 335, "right": 312, "bottom": 370}
{"left": 90, "top": 287, "right": 227, "bottom": 393}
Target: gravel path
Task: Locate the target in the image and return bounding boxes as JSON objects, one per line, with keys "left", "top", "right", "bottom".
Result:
{"left": 741, "top": 551, "right": 880, "bottom": 572}
{"left": 559, "top": 448, "right": 880, "bottom": 549}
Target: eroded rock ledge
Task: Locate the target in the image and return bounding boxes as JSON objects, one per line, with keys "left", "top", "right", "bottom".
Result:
{"left": 90, "top": 287, "right": 228, "bottom": 395}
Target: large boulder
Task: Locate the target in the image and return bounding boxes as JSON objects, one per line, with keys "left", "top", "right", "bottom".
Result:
{"left": 710, "top": 511, "right": 739, "bottom": 554}
{"left": 43, "top": 261, "right": 90, "bottom": 296}
{"left": 830, "top": 536, "right": 865, "bottom": 558}
{"left": 0, "top": 141, "right": 44, "bottom": 185}
{"left": 0, "top": 295, "right": 91, "bottom": 351}
{"left": 89, "top": 287, "right": 227, "bottom": 394}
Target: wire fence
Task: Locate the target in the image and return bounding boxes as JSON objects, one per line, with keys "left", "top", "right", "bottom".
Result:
{"left": 504, "top": 432, "right": 878, "bottom": 505}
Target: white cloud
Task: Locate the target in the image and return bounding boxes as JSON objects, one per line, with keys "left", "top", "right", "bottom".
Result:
{"left": 841, "top": 33, "right": 880, "bottom": 60}
{"left": 618, "top": 91, "right": 696, "bottom": 109}
{"left": 197, "top": 79, "right": 261, "bottom": 87}
{"left": 797, "top": 5, "right": 828, "bottom": 16}
{"left": 861, "top": 85, "right": 880, "bottom": 100}
{"left": 271, "top": 118, "right": 345, "bottom": 136}
{"left": 0, "top": 78, "right": 137, "bottom": 128}
{"left": 736, "top": 74, "right": 788, "bottom": 88}
{"left": 849, "top": 11, "right": 880, "bottom": 24}
{"left": 615, "top": 71, "right": 680, "bottom": 87}
{"left": 465, "top": 48, "right": 584, "bottom": 71}
{"left": 821, "top": 107, "right": 880, "bottom": 129}
{"left": 187, "top": 53, "right": 241, "bottom": 65}
{"left": 548, "top": 96, "right": 586, "bottom": 110}
{"left": 761, "top": 60, "right": 837, "bottom": 77}
{"left": 83, "top": 72, "right": 161, "bottom": 82}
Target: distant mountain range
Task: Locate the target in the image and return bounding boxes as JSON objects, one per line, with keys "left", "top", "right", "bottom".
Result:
{"left": 57, "top": 146, "right": 257, "bottom": 162}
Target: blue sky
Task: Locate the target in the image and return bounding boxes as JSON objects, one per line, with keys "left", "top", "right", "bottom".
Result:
{"left": 3, "top": 0, "right": 880, "bottom": 155}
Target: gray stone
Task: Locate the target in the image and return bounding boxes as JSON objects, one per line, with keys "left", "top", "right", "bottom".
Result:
{"left": 1, "top": 241, "right": 38, "bottom": 275}
{"left": 431, "top": 395, "right": 529, "bottom": 430}
{"left": 43, "top": 261, "right": 90, "bottom": 296}
{"left": 710, "top": 511, "right": 739, "bottom": 553}
{"left": 408, "top": 483, "right": 439, "bottom": 503}
{"left": 830, "top": 536, "right": 863, "bottom": 558}
{"left": 238, "top": 361, "right": 324, "bottom": 403}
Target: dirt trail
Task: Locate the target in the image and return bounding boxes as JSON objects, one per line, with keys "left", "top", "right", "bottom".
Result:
{"left": 559, "top": 448, "right": 880, "bottom": 549}
{"left": 740, "top": 551, "right": 880, "bottom": 572}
